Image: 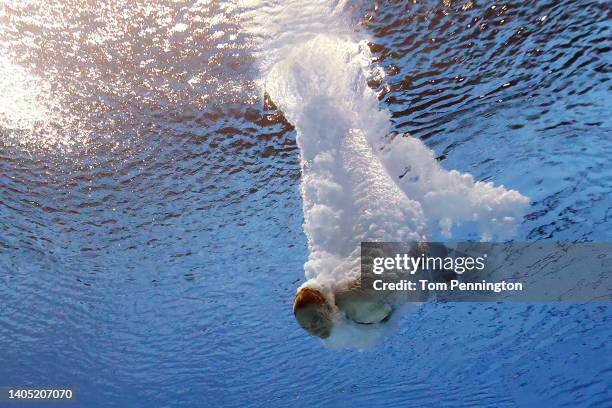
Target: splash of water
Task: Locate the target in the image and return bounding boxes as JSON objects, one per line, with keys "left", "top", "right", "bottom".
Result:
{"left": 242, "top": 0, "right": 529, "bottom": 336}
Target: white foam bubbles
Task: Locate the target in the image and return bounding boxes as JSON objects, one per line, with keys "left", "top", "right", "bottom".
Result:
{"left": 241, "top": 0, "right": 529, "bottom": 323}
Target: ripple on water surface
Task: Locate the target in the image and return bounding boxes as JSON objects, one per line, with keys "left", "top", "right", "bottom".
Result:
{"left": 0, "top": 0, "right": 610, "bottom": 407}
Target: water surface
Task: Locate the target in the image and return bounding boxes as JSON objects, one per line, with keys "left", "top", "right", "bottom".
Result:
{"left": 0, "top": 0, "right": 610, "bottom": 406}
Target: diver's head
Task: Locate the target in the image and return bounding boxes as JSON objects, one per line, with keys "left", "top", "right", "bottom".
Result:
{"left": 293, "top": 287, "right": 333, "bottom": 339}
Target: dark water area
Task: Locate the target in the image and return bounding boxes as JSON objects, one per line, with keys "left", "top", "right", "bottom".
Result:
{"left": 0, "top": 0, "right": 610, "bottom": 407}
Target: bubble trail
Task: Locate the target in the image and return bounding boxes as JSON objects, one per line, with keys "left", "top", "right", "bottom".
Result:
{"left": 241, "top": 0, "right": 529, "bottom": 297}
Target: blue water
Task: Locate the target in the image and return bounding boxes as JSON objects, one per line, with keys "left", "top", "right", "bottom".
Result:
{"left": 0, "top": 0, "right": 610, "bottom": 407}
